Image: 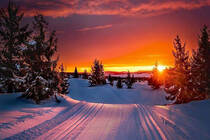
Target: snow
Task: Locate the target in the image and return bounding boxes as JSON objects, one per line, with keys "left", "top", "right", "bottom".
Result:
{"left": 28, "top": 40, "right": 36, "bottom": 46}
{"left": 0, "top": 78, "right": 210, "bottom": 140}
{"left": 0, "top": 93, "right": 79, "bottom": 139}
{"left": 69, "top": 79, "right": 170, "bottom": 105}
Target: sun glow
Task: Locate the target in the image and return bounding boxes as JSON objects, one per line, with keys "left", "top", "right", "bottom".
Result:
{"left": 66, "top": 65, "right": 170, "bottom": 72}
{"left": 157, "top": 65, "right": 166, "bottom": 72}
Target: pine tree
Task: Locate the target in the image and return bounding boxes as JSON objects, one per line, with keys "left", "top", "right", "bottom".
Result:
{"left": 22, "top": 14, "right": 61, "bottom": 104}
{"left": 89, "top": 59, "right": 106, "bottom": 86}
{"left": 60, "top": 63, "right": 69, "bottom": 94}
{"left": 191, "top": 25, "right": 210, "bottom": 97}
{"left": 164, "top": 68, "right": 177, "bottom": 101}
{"left": 131, "top": 74, "right": 136, "bottom": 84}
{"left": 125, "top": 71, "right": 134, "bottom": 89}
{"left": 82, "top": 69, "right": 88, "bottom": 79}
{"left": 116, "top": 78, "right": 123, "bottom": 88}
{"left": 60, "top": 63, "right": 65, "bottom": 78}
{"left": 164, "top": 36, "right": 191, "bottom": 103}
{"left": 73, "top": 67, "right": 79, "bottom": 78}
{"left": 0, "top": 1, "right": 31, "bottom": 92}
{"left": 148, "top": 62, "right": 161, "bottom": 89}
{"left": 108, "top": 74, "right": 113, "bottom": 86}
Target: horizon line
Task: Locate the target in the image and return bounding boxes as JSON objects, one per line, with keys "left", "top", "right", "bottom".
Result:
{"left": 64, "top": 65, "right": 172, "bottom": 73}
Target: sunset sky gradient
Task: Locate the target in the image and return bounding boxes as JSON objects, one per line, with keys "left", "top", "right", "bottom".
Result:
{"left": 1, "top": 0, "right": 210, "bottom": 72}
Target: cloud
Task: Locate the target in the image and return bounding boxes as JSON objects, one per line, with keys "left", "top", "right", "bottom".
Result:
{"left": 77, "top": 24, "right": 113, "bottom": 32}
{"left": 3, "top": 0, "right": 210, "bottom": 17}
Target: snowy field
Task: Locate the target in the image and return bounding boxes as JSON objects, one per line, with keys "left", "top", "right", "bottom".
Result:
{"left": 69, "top": 79, "right": 170, "bottom": 105}
{"left": 0, "top": 78, "right": 210, "bottom": 140}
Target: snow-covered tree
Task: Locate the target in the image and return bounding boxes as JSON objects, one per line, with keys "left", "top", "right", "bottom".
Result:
{"left": 165, "top": 29, "right": 210, "bottom": 103}
{"left": 125, "top": 71, "right": 134, "bottom": 89}
{"left": 82, "top": 69, "right": 88, "bottom": 79}
{"left": 116, "top": 78, "right": 123, "bottom": 88}
{"left": 165, "top": 36, "right": 191, "bottom": 103}
{"left": 89, "top": 59, "right": 106, "bottom": 86}
{"left": 73, "top": 67, "right": 79, "bottom": 78}
{"left": 108, "top": 74, "right": 113, "bottom": 86}
{"left": 22, "top": 14, "right": 61, "bottom": 104}
{"left": 191, "top": 25, "right": 210, "bottom": 97}
{"left": 0, "top": 1, "right": 31, "bottom": 92}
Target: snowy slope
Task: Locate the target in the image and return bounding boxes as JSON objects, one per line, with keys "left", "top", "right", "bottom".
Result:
{"left": 0, "top": 79, "right": 210, "bottom": 140}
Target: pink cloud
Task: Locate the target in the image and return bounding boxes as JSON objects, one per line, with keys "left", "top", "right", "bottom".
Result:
{"left": 8, "top": 0, "right": 210, "bottom": 17}
{"left": 77, "top": 24, "right": 113, "bottom": 32}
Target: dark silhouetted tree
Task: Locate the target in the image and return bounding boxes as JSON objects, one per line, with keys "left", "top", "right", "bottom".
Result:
{"left": 82, "top": 69, "right": 88, "bottom": 79}
{"left": 89, "top": 59, "right": 106, "bottom": 86}
{"left": 116, "top": 78, "right": 123, "bottom": 88}
{"left": 191, "top": 25, "right": 210, "bottom": 97}
{"left": 125, "top": 71, "right": 134, "bottom": 89}
{"left": 0, "top": 1, "right": 31, "bottom": 92}
{"left": 108, "top": 74, "right": 113, "bottom": 86}
{"left": 148, "top": 62, "right": 161, "bottom": 89}
{"left": 164, "top": 36, "right": 191, "bottom": 103}
{"left": 22, "top": 14, "right": 60, "bottom": 104}
{"left": 73, "top": 67, "right": 79, "bottom": 78}
{"left": 131, "top": 74, "right": 136, "bottom": 84}
{"left": 60, "top": 63, "right": 69, "bottom": 94}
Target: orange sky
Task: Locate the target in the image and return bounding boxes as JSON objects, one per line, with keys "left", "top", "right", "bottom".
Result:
{"left": 61, "top": 21, "right": 199, "bottom": 72}
{"left": 1, "top": 0, "right": 209, "bottom": 72}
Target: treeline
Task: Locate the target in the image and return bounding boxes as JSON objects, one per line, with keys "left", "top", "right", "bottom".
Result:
{"left": 74, "top": 59, "right": 136, "bottom": 89}
{"left": 149, "top": 25, "right": 210, "bottom": 104}
{"left": 0, "top": 2, "right": 69, "bottom": 104}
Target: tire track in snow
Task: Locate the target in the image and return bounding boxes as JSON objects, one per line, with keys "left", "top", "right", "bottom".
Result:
{"left": 151, "top": 109, "right": 189, "bottom": 140}
{"left": 135, "top": 104, "right": 191, "bottom": 140}
{"left": 63, "top": 103, "right": 104, "bottom": 140}
{"left": 136, "top": 104, "right": 157, "bottom": 140}
{"left": 151, "top": 108, "right": 196, "bottom": 139}
{"left": 141, "top": 105, "right": 167, "bottom": 140}
{"left": 136, "top": 104, "right": 171, "bottom": 140}
{"left": 38, "top": 103, "right": 104, "bottom": 140}
{"left": 135, "top": 104, "right": 152, "bottom": 140}
{"left": 5, "top": 102, "right": 87, "bottom": 140}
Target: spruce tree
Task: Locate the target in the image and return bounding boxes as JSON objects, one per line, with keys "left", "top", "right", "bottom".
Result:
{"left": 108, "top": 74, "right": 114, "bottom": 86}
{"left": 148, "top": 62, "right": 161, "bottom": 89}
{"left": 116, "top": 78, "right": 123, "bottom": 88}
{"left": 131, "top": 74, "right": 136, "bottom": 84}
{"left": 164, "top": 36, "right": 190, "bottom": 103}
{"left": 89, "top": 59, "right": 106, "bottom": 86}
{"left": 60, "top": 63, "right": 69, "bottom": 94}
{"left": 191, "top": 25, "right": 210, "bottom": 97}
{"left": 0, "top": 1, "right": 31, "bottom": 92}
{"left": 125, "top": 71, "right": 134, "bottom": 89}
{"left": 73, "top": 67, "right": 79, "bottom": 78}
{"left": 82, "top": 69, "right": 88, "bottom": 79}
{"left": 22, "top": 14, "right": 60, "bottom": 104}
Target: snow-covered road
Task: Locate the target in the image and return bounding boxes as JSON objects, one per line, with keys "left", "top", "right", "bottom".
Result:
{"left": 1, "top": 79, "right": 210, "bottom": 140}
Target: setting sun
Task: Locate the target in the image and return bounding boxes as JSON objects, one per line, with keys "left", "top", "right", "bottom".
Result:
{"left": 157, "top": 65, "right": 167, "bottom": 72}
